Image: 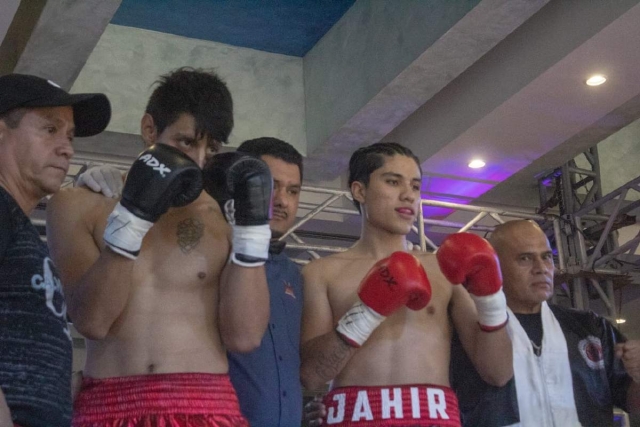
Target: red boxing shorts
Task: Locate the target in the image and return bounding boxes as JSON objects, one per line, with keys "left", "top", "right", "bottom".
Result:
{"left": 322, "top": 384, "right": 461, "bottom": 426}
{"left": 72, "top": 372, "right": 248, "bottom": 427}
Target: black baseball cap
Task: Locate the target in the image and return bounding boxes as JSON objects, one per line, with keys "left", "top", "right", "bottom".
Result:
{"left": 0, "top": 73, "right": 111, "bottom": 137}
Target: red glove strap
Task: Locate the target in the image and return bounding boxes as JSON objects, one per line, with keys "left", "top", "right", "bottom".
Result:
{"left": 478, "top": 313, "right": 509, "bottom": 332}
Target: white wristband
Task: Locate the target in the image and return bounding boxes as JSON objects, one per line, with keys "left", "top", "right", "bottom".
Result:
{"left": 470, "top": 289, "right": 508, "bottom": 330}
{"left": 230, "top": 224, "right": 271, "bottom": 267}
{"left": 335, "top": 300, "right": 386, "bottom": 347}
{"left": 103, "top": 202, "right": 153, "bottom": 260}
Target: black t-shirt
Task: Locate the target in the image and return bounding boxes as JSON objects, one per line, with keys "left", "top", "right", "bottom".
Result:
{"left": 514, "top": 311, "right": 543, "bottom": 351}
{"left": 0, "top": 191, "right": 11, "bottom": 262}
{"left": 0, "top": 186, "right": 72, "bottom": 427}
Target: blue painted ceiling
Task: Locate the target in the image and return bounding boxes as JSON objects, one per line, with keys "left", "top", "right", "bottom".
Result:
{"left": 111, "top": 0, "right": 356, "bottom": 57}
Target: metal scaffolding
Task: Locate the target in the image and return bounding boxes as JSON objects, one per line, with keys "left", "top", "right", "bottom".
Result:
{"left": 281, "top": 185, "right": 556, "bottom": 263}
{"left": 35, "top": 153, "right": 640, "bottom": 321}
{"left": 537, "top": 146, "right": 640, "bottom": 319}
{"left": 274, "top": 162, "right": 639, "bottom": 320}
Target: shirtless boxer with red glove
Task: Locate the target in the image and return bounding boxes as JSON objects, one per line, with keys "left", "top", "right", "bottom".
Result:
{"left": 437, "top": 233, "right": 508, "bottom": 332}
{"left": 301, "top": 142, "right": 512, "bottom": 427}
{"left": 336, "top": 251, "right": 432, "bottom": 348}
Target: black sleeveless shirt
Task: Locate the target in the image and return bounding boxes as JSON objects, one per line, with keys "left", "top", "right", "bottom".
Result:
{"left": 0, "top": 186, "right": 72, "bottom": 426}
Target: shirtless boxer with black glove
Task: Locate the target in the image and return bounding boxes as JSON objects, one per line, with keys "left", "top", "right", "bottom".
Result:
{"left": 46, "top": 68, "right": 269, "bottom": 427}
{"left": 203, "top": 151, "right": 273, "bottom": 267}
{"left": 104, "top": 144, "right": 202, "bottom": 259}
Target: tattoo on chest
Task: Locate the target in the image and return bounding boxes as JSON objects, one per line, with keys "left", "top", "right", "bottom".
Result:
{"left": 177, "top": 217, "right": 204, "bottom": 254}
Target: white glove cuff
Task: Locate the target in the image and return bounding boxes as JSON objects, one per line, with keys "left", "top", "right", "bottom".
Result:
{"left": 470, "top": 289, "right": 508, "bottom": 330}
{"left": 230, "top": 224, "right": 271, "bottom": 267}
{"left": 335, "top": 300, "right": 386, "bottom": 347}
{"left": 103, "top": 202, "right": 153, "bottom": 260}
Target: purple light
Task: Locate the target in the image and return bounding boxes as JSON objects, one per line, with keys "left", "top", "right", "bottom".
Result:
{"left": 422, "top": 176, "right": 495, "bottom": 199}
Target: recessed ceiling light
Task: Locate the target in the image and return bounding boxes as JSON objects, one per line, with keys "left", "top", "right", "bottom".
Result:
{"left": 468, "top": 159, "right": 486, "bottom": 169}
{"left": 586, "top": 75, "right": 607, "bottom": 86}
{"left": 615, "top": 318, "right": 626, "bottom": 324}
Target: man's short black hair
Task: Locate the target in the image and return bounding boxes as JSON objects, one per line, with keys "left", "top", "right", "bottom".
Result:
{"left": 237, "top": 137, "right": 303, "bottom": 181}
{"left": 145, "top": 67, "right": 233, "bottom": 145}
{"left": 348, "top": 142, "right": 422, "bottom": 213}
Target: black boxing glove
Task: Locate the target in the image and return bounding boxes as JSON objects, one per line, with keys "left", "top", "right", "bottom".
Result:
{"left": 104, "top": 144, "right": 203, "bottom": 259}
{"left": 204, "top": 152, "right": 273, "bottom": 267}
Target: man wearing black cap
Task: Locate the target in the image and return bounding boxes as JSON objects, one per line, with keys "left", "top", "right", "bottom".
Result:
{"left": 0, "top": 73, "right": 110, "bottom": 427}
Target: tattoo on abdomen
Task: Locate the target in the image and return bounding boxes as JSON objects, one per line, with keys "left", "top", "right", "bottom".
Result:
{"left": 177, "top": 217, "right": 204, "bottom": 254}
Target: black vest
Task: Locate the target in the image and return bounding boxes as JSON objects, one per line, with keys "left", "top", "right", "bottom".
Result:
{"left": 450, "top": 304, "right": 631, "bottom": 427}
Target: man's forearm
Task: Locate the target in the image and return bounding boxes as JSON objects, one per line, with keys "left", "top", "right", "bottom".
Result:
{"left": 68, "top": 250, "right": 134, "bottom": 340}
{"left": 471, "top": 327, "right": 513, "bottom": 387}
{"left": 219, "top": 263, "right": 270, "bottom": 353}
{"left": 0, "top": 389, "right": 12, "bottom": 427}
{"left": 301, "top": 330, "right": 357, "bottom": 391}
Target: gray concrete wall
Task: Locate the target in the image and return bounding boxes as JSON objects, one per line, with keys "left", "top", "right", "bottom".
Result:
{"left": 71, "top": 24, "right": 306, "bottom": 154}
{"left": 597, "top": 118, "right": 640, "bottom": 199}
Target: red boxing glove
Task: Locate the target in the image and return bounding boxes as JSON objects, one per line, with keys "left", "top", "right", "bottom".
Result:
{"left": 436, "top": 233, "right": 502, "bottom": 295}
{"left": 336, "top": 252, "right": 432, "bottom": 347}
{"left": 437, "top": 233, "right": 508, "bottom": 331}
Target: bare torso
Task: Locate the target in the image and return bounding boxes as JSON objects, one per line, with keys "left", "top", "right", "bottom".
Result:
{"left": 310, "top": 249, "right": 454, "bottom": 388}
{"left": 77, "top": 190, "right": 230, "bottom": 378}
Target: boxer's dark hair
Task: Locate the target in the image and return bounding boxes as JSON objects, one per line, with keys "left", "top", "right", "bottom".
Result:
{"left": 237, "top": 137, "right": 303, "bottom": 181}
{"left": 348, "top": 142, "right": 421, "bottom": 213}
{"left": 145, "top": 67, "right": 233, "bottom": 146}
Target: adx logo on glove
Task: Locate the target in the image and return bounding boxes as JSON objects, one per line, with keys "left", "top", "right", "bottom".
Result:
{"left": 378, "top": 266, "right": 398, "bottom": 290}
{"left": 139, "top": 153, "right": 172, "bottom": 177}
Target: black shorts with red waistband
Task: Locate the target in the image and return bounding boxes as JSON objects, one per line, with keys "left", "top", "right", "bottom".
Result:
{"left": 322, "top": 383, "right": 461, "bottom": 427}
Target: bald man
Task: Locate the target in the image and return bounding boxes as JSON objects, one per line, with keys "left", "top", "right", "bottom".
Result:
{"left": 451, "top": 220, "right": 640, "bottom": 426}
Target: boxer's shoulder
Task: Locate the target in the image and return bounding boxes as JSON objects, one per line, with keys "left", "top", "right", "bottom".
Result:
{"left": 302, "top": 250, "right": 359, "bottom": 276}
{"left": 49, "top": 187, "right": 116, "bottom": 221}
{"left": 52, "top": 186, "right": 115, "bottom": 204}
{"left": 301, "top": 252, "right": 348, "bottom": 293}
{"left": 301, "top": 254, "right": 331, "bottom": 281}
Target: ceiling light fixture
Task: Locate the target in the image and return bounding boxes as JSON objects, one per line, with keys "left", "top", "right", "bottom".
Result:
{"left": 586, "top": 74, "right": 607, "bottom": 86}
{"left": 615, "top": 318, "right": 626, "bottom": 324}
{"left": 468, "top": 159, "right": 486, "bottom": 169}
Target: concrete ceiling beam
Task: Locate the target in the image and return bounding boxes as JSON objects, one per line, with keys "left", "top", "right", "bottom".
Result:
{"left": 0, "top": 0, "right": 45, "bottom": 75}
{"left": 13, "top": 0, "right": 122, "bottom": 89}
{"left": 303, "top": 0, "right": 549, "bottom": 182}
